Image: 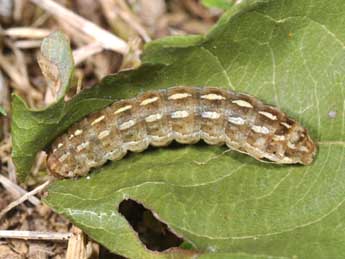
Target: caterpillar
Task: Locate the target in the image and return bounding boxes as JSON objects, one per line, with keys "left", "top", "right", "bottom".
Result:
{"left": 47, "top": 86, "right": 316, "bottom": 178}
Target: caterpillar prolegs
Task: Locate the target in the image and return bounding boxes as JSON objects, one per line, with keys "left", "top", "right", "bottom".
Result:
{"left": 47, "top": 87, "right": 316, "bottom": 178}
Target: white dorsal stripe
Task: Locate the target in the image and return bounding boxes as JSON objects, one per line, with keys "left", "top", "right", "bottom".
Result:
{"left": 114, "top": 105, "right": 132, "bottom": 114}
{"left": 201, "top": 93, "right": 226, "bottom": 100}
{"left": 273, "top": 135, "right": 286, "bottom": 141}
{"left": 299, "top": 146, "right": 309, "bottom": 152}
{"left": 251, "top": 125, "right": 270, "bottom": 134}
{"left": 171, "top": 110, "right": 189, "bottom": 119}
{"left": 91, "top": 115, "right": 105, "bottom": 125}
{"left": 76, "top": 142, "right": 89, "bottom": 152}
{"left": 232, "top": 99, "right": 253, "bottom": 108}
{"left": 98, "top": 130, "right": 111, "bottom": 139}
{"left": 258, "top": 111, "right": 278, "bottom": 120}
{"left": 118, "top": 120, "right": 136, "bottom": 130}
{"left": 140, "top": 96, "right": 159, "bottom": 106}
{"left": 228, "top": 116, "right": 245, "bottom": 125}
{"left": 74, "top": 129, "right": 83, "bottom": 136}
{"left": 201, "top": 111, "right": 221, "bottom": 119}
{"left": 281, "top": 122, "right": 292, "bottom": 129}
{"left": 145, "top": 113, "right": 163, "bottom": 122}
{"left": 168, "top": 93, "right": 191, "bottom": 100}
{"left": 58, "top": 152, "right": 70, "bottom": 162}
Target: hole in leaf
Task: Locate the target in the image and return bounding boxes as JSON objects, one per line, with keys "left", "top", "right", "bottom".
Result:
{"left": 118, "top": 199, "right": 183, "bottom": 251}
{"left": 99, "top": 246, "right": 127, "bottom": 259}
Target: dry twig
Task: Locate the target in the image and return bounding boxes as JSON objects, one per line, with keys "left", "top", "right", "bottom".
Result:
{"left": 0, "top": 180, "right": 50, "bottom": 219}
{"left": 0, "top": 175, "right": 40, "bottom": 205}
{"left": 66, "top": 227, "right": 87, "bottom": 259}
{"left": 112, "top": 0, "right": 151, "bottom": 42}
{"left": 0, "top": 230, "right": 71, "bottom": 241}
{"left": 30, "top": 0, "right": 129, "bottom": 54}
{"left": 72, "top": 42, "right": 104, "bottom": 65}
{"left": 0, "top": 52, "right": 41, "bottom": 101}
{"left": 3, "top": 27, "right": 51, "bottom": 39}
{"left": 99, "top": 0, "right": 137, "bottom": 42}
{"left": 14, "top": 40, "right": 42, "bottom": 49}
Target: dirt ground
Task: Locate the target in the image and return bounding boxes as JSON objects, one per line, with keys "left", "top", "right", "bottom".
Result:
{"left": 0, "top": 1, "right": 220, "bottom": 258}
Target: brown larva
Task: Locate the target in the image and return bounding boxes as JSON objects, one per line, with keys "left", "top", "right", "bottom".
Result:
{"left": 47, "top": 86, "right": 317, "bottom": 178}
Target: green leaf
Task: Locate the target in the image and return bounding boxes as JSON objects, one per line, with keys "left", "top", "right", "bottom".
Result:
{"left": 201, "top": 0, "right": 235, "bottom": 10}
{"left": 15, "top": 0, "right": 345, "bottom": 258}
{"left": 11, "top": 31, "right": 74, "bottom": 180}
{"left": 0, "top": 106, "right": 6, "bottom": 116}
